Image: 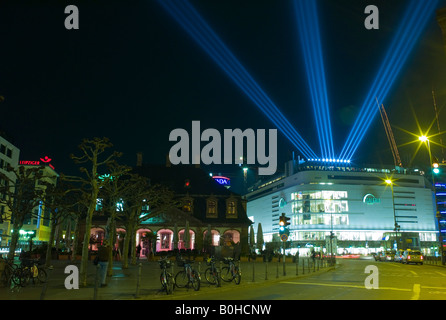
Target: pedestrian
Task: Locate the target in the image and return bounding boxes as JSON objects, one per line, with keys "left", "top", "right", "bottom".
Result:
{"left": 136, "top": 244, "right": 141, "bottom": 259}
{"left": 97, "top": 240, "right": 110, "bottom": 287}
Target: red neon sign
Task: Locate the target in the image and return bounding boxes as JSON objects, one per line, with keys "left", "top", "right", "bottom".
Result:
{"left": 19, "top": 156, "right": 55, "bottom": 170}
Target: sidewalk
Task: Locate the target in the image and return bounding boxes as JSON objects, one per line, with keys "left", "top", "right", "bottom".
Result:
{"left": 0, "top": 257, "right": 335, "bottom": 300}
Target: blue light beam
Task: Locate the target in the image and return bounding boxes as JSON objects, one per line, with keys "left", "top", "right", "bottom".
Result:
{"left": 340, "top": 0, "right": 439, "bottom": 161}
{"left": 294, "top": 0, "right": 335, "bottom": 160}
{"left": 156, "top": 0, "right": 318, "bottom": 160}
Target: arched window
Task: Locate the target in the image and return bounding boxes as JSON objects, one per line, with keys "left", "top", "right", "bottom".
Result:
{"left": 206, "top": 198, "right": 218, "bottom": 217}
{"left": 156, "top": 229, "right": 173, "bottom": 251}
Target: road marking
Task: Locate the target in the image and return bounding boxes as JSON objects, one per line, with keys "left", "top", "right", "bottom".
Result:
{"left": 281, "top": 281, "right": 412, "bottom": 292}
{"left": 385, "top": 263, "right": 402, "bottom": 268}
{"left": 435, "top": 271, "right": 446, "bottom": 277}
{"left": 409, "top": 270, "right": 418, "bottom": 276}
{"left": 422, "top": 285, "right": 446, "bottom": 290}
{"left": 411, "top": 284, "right": 420, "bottom": 300}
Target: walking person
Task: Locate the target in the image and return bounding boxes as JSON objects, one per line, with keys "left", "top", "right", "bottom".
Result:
{"left": 97, "top": 240, "right": 110, "bottom": 287}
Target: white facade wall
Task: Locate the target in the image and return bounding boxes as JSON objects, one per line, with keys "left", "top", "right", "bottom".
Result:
{"left": 247, "top": 169, "right": 437, "bottom": 248}
{"left": 0, "top": 135, "right": 20, "bottom": 247}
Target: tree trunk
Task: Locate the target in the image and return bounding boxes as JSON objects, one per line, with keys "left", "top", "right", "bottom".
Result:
{"left": 130, "top": 221, "right": 137, "bottom": 265}
{"left": 80, "top": 194, "right": 97, "bottom": 287}
{"left": 45, "top": 217, "right": 56, "bottom": 267}
{"left": 8, "top": 229, "right": 20, "bottom": 261}
{"left": 122, "top": 221, "right": 133, "bottom": 269}
{"left": 8, "top": 218, "right": 25, "bottom": 261}
{"left": 107, "top": 218, "right": 116, "bottom": 277}
{"left": 71, "top": 215, "right": 79, "bottom": 262}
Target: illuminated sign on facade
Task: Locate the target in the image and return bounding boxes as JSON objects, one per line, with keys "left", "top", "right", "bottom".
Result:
{"left": 212, "top": 176, "right": 230, "bottom": 186}
{"left": 19, "top": 156, "right": 55, "bottom": 170}
{"left": 363, "top": 193, "right": 381, "bottom": 205}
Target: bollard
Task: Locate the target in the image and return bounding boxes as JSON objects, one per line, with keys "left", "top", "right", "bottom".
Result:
{"left": 302, "top": 259, "right": 305, "bottom": 274}
{"left": 313, "top": 259, "right": 316, "bottom": 272}
{"left": 276, "top": 261, "right": 279, "bottom": 278}
{"left": 40, "top": 267, "right": 51, "bottom": 300}
{"left": 265, "top": 262, "right": 268, "bottom": 280}
{"left": 135, "top": 263, "right": 142, "bottom": 298}
{"left": 93, "top": 264, "right": 100, "bottom": 300}
{"left": 296, "top": 260, "right": 298, "bottom": 276}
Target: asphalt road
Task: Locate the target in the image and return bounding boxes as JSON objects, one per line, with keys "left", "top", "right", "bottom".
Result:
{"left": 156, "top": 258, "right": 446, "bottom": 300}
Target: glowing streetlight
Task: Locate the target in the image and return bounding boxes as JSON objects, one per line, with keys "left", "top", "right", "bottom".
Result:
{"left": 419, "top": 135, "right": 429, "bottom": 142}
{"left": 385, "top": 178, "right": 400, "bottom": 249}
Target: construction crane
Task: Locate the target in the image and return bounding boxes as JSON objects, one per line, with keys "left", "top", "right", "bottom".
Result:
{"left": 376, "top": 98, "right": 403, "bottom": 168}
{"left": 432, "top": 89, "right": 445, "bottom": 163}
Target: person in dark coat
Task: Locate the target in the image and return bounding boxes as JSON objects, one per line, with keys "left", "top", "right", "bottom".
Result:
{"left": 97, "top": 240, "right": 110, "bottom": 287}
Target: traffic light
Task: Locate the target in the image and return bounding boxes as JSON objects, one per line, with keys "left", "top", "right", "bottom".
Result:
{"left": 279, "top": 213, "right": 290, "bottom": 234}
{"left": 433, "top": 157, "right": 440, "bottom": 174}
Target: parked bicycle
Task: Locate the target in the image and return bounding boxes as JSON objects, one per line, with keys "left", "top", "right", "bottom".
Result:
{"left": 159, "top": 256, "right": 175, "bottom": 295}
{"left": 175, "top": 257, "right": 201, "bottom": 291}
{"left": 220, "top": 257, "right": 241, "bottom": 284}
{"left": 11, "top": 258, "right": 47, "bottom": 287}
{"left": 0, "top": 257, "right": 17, "bottom": 288}
{"left": 204, "top": 256, "right": 221, "bottom": 287}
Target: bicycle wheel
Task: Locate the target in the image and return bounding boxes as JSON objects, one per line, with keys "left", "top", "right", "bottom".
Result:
{"left": 220, "top": 267, "right": 232, "bottom": 282}
{"left": 215, "top": 270, "right": 221, "bottom": 287}
{"left": 175, "top": 270, "right": 188, "bottom": 288}
{"left": 234, "top": 267, "right": 241, "bottom": 285}
{"left": 12, "top": 268, "right": 29, "bottom": 287}
{"left": 166, "top": 273, "right": 174, "bottom": 294}
{"left": 204, "top": 268, "right": 216, "bottom": 285}
{"left": 36, "top": 267, "right": 47, "bottom": 283}
{"left": 191, "top": 270, "right": 200, "bottom": 291}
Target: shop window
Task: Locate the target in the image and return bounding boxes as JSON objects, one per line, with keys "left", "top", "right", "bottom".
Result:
{"left": 206, "top": 199, "right": 218, "bottom": 217}
{"left": 226, "top": 198, "right": 237, "bottom": 217}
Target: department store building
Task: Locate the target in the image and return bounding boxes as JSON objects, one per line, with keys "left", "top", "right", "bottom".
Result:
{"left": 246, "top": 162, "right": 438, "bottom": 256}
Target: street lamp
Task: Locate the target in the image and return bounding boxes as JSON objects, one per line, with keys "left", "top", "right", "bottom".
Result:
{"left": 385, "top": 179, "right": 400, "bottom": 250}
{"left": 419, "top": 135, "right": 442, "bottom": 262}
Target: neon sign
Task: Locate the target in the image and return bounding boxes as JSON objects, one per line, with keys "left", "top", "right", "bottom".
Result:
{"left": 363, "top": 193, "right": 381, "bottom": 205}
{"left": 212, "top": 176, "right": 230, "bottom": 186}
{"left": 19, "top": 156, "right": 55, "bottom": 170}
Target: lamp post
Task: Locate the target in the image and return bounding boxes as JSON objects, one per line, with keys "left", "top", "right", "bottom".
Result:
{"left": 385, "top": 179, "right": 400, "bottom": 250}
{"left": 419, "top": 135, "right": 442, "bottom": 262}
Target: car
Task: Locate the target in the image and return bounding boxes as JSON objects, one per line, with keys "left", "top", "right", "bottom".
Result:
{"left": 371, "top": 252, "right": 380, "bottom": 261}
{"left": 394, "top": 249, "right": 404, "bottom": 263}
{"left": 379, "top": 250, "right": 395, "bottom": 262}
{"left": 401, "top": 250, "right": 423, "bottom": 265}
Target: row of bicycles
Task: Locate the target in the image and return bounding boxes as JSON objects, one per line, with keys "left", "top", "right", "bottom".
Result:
{"left": 1, "top": 257, "right": 47, "bottom": 289}
{"left": 158, "top": 255, "right": 241, "bottom": 295}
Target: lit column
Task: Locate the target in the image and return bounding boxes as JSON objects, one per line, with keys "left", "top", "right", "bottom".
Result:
{"left": 419, "top": 135, "right": 442, "bottom": 262}
{"left": 385, "top": 179, "right": 400, "bottom": 250}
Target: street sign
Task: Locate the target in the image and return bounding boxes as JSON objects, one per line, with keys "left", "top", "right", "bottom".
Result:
{"left": 280, "top": 234, "right": 288, "bottom": 242}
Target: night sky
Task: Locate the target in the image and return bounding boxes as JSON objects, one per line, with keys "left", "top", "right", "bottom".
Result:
{"left": 1, "top": 0, "right": 446, "bottom": 194}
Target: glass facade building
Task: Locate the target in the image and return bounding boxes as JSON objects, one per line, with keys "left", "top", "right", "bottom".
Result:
{"left": 246, "top": 164, "right": 438, "bottom": 256}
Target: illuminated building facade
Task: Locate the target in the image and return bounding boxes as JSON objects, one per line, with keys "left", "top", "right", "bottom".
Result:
{"left": 247, "top": 162, "right": 438, "bottom": 256}
{"left": 0, "top": 132, "right": 20, "bottom": 248}
{"left": 17, "top": 158, "right": 59, "bottom": 246}
{"left": 86, "top": 163, "right": 252, "bottom": 257}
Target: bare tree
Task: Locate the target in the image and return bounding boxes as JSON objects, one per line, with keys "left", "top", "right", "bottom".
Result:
{"left": 98, "top": 161, "right": 132, "bottom": 276}
{"left": 65, "top": 137, "right": 121, "bottom": 287}
{"left": 118, "top": 175, "right": 175, "bottom": 269}
{"left": 0, "top": 165, "right": 46, "bottom": 261}
{"left": 40, "top": 180, "right": 80, "bottom": 267}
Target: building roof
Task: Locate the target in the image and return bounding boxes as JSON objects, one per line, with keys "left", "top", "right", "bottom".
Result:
{"left": 134, "top": 164, "right": 252, "bottom": 226}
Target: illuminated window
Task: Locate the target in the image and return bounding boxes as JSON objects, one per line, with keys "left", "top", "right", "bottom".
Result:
{"left": 206, "top": 199, "right": 217, "bottom": 217}
{"left": 96, "top": 198, "right": 103, "bottom": 211}
{"left": 226, "top": 199, "right": 237, "bottom": 215}
{"left": 182, "top": 198, "right": 193, "bottom": 212}
{"left": 116, "top": 199, "right": 124, "bottom": 212}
